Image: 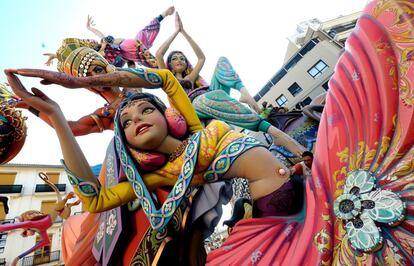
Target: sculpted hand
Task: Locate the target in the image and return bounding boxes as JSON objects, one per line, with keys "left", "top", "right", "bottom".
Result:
{"left": 249, "top": 101, "right": 261, "bottom": 114}
{"left": 43, "top": 53, "right": 56, "bottom": 66}
{"left": 162, "top": 6, "right": 175, "bottom": 17}
{"left": 11, "top": 257, "right": 18, "bottom": 266}
{"left": 5, "top": 70, "right": 61, "bottom": 117}
{"left": 86, "top": 15, "right": 96, "bottom": 29}
{"left": 175, "top": 12, "right": 183, "bottom": 32}
{"left": 65, "top": 191, "right": 76, "bottom": 200}
{"left": 239, "top": 90, "right": 261, "bottom": 113}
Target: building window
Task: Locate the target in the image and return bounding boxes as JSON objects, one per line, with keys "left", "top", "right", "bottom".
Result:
{"left": 0, "top": 234, "right": 6, "bottom": 240}
{"left": 0, "top": 204, "right": 6, "bottom": 221}
{"left": 276, "top": 95, "right": 288, "bottom": 107}
{"left": 41, "top": 201, "right": 57, "bottom": 217}
{"left": 308, "top": 60, "right": 329, "bottom": 79}
{"left": 0, "top": 247, "right": 4, "bottom": 254}
{"left": 322, "top": 81, "right": 330, "bottom": 91}
{"left": 258, "top": 82, "right": 273, "bottom": 97}
{"left": 44, "top": 172, "right": 60, "bottom": 184}
{"left": 299, "top": 38, "right": 319, "bottom": 57}
{"left": 0, "top": 235, "right": 5, "bottom": 257}
{"left": 0, "top": 173, "right": 16, "bottom": 185}
{"left": 302, "top": 97, "right": 313, "bottom": 106}
{"left": 285, "top": 54, "right": 302, "bottom": 71}
{"left": 330, "top": 22, "right": 357, "bottom": 35}
{"left": 34, "top": 234, "right": 52, "bottom": 264}
{"left": 328, "top": 30, "right": 337, "bottom": 38}
{"left": 287, "top": 83, "right": 303, "bottom": 97}
{"left": 270, "top": 69, "right": 287, "bottom": 85}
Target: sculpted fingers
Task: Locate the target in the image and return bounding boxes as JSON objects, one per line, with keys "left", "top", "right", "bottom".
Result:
{"left": 5, "top": 72, "right": 31, "bottom": 98}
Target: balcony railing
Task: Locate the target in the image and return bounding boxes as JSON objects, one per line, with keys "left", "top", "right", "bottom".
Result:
{"left": 35, "top": 184, "right": 66, "bottom": 193}
{"left": 21, "top": 250, "right": 60, "bottom": 266}
{"left": 0, "top": 185, "right": 22, "bottom": 194}
{"left": 0, "top": 219, "right": 14, "bottom": 225}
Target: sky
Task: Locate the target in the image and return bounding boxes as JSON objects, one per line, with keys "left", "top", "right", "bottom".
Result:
{"left": 0, "top": 0, "right": 367, "bottom": 166}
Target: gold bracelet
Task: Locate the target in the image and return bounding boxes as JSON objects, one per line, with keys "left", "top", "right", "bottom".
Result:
{"left": 90, "top": 114, "right": 104, "bottom": 132}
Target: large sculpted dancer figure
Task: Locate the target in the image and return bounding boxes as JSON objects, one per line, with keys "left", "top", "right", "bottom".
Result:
{"left": 156, "top": 13, "right": 305, "bottom": 157}
{"left": 6, "top": 65, "right": 303, "bottom": 264}
{"left": 6, "top": 0, "right": 413, "bottom": 264}
{"left": 6, "top": 66, "right": 294, "bottom": 213}
{"left": 44, "top": 6, "right": 175, "bottom": 68}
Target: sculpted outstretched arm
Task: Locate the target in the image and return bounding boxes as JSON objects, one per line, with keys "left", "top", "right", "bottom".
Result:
{"left": 239, "top": 87, "right": 261, "bottom": 113}
{"left": 155, "top": 14, "right": 181, "bottom": 70}
{"left": 122, "top": 68, "right": 203, "bottom": 132}
{"left": 179, "top": 13, "right": 205, "bottom": 83}
{"left": 5, "top": 70, "right": 98, "bottom": 187}
{"left": 68, "top": 112, "right": 113, "bottom": 136}
{"left": 11, "top": 67, "right": 203, "bottom": 132}
{"left": 86, "top": 15, "right": 105, "bottom": 39}
{"left": 12, "top": 68, "right": 153, "bottom": 89}
{"left": 137, "top": 6, "right": 175, "bottom": 49}
{"left": 17, "top": 104, "right": 113, "bottom": 136}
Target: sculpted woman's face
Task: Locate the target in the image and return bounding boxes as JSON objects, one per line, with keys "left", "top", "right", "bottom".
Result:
{"left": 120, "top": 100, "right": 168, "bottom": 150}
{"left": 84, "top": 55, "right": 116, "bottom": 93}
{"left": 170, "top": 52, "right": 187, "bottom": 74}
{"left": 86, "top": 58, "right": 115, "bottom": 77}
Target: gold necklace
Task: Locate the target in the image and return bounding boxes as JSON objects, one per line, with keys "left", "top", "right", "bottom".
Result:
{"left": 169, "top": 139, "right": 189, "bottom": 162}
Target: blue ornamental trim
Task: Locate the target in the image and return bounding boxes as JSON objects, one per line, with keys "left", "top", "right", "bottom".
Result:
{"left": 61, "top": 159, "right": 99, "bottom": 197}
{"left": 204, "top": 137, "right": 263, "bottom": 182}
{"left": 115, "top": 126, "right": 201, "bottom": 230}
{"left": 77, "top": 182, "right": 99, "bottom": 196}
{"left": 122, "top": 68, "right": 163, "bottom": 86}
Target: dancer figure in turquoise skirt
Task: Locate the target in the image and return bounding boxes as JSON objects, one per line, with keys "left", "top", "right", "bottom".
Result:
{"left": 156, "top": 13, "right": 305, "bottom": 156}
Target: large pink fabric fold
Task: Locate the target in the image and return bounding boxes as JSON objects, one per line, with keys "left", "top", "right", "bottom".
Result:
{"left": 207, "top": 0, "right": 414, "bottom": 265}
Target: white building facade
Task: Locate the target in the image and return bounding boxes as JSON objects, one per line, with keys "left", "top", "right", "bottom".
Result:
{"left": 255, "top": 12, "right": 361, "bottom": 110}
{"left": 0, "top": 163, "right": 83, "bottom": 266}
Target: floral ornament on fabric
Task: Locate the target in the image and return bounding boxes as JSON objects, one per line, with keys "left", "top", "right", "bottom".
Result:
{"left": 106, "top": 210, "right": 117, "bottom": 236}
{"left": 96, "top": 221, "right": 105, "bottom": 244}
{"left": 334, "top": 170, "right": 405, "bottom": 252}
{"left": 61, "top": 160, "right": 100, "bottom": 197}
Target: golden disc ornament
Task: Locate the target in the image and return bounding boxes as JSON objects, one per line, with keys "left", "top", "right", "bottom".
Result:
{"left": 0, "top": 90, "right": 27, "bottom": 164}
